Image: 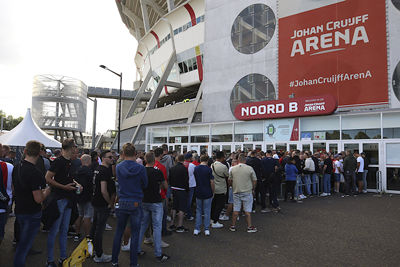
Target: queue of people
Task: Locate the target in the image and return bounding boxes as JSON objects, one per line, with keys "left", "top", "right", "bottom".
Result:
{"left": 0, "top": 139, "right": 370, "bottom": 267}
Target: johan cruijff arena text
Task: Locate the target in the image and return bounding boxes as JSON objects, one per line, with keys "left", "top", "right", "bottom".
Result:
{"left": 113, "top": 0, "right": 400, "bottom": 193}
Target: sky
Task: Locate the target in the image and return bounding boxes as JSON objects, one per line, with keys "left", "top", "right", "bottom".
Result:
{"left": 0, "top": 0, "right": 138, "bottom": 134}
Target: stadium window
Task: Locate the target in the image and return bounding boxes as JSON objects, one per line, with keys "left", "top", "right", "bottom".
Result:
{"left": 193, "top": 59, "right": 198, "bottom": 70}
{"left": 197, "top": 17, "right": 201, "bottom": 24}
{"left": 188, "top": 58, "right": 193, "bottom": 71}
{"left": 178, "top": 62, "right": 184, "bottom": 73}
{"left": 183, "top": 61, "right": 188, "bottom": 73}
{"left": 174, "top": 29, "right": 178, "bottom": 35}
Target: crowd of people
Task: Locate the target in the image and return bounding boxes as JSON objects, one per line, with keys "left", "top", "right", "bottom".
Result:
{"left": 0, "top": 139, "right": 370, "bottom": 267}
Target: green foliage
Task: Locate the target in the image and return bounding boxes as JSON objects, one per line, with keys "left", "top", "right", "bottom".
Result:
{"left": 0, "top": 110, "right": 23, "bottom": 131}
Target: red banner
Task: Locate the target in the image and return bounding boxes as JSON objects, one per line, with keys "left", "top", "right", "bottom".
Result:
{"left": 234, "top": 95, "right": 337, "bottom": 120}
{"left": 278, "top": 0, "right": 388, "bottom": 109}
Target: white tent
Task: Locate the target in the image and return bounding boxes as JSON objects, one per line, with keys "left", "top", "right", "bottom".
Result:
{"left": 0, "top": 108, "right": 61, "bottom": 148}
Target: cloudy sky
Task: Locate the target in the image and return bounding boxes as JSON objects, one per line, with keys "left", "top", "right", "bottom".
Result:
{"left": 0, "top": 0, "right": 137, "bottom": 133}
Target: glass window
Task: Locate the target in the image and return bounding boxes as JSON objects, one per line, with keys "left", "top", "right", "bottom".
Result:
{"left": 211, "top": 124, "right": 233, "bottom": 142}
{"left": 329, "top": 144, "right": 338, "bottom": 154}
{"left": 174, "top": 29, "right": 178, "bottom": 35}
{"left": 168, "top": 126, "right": 188, "bottom": 143}
{"left": 342, "top": 114, "right": 381, "bottom": 140}
{"left": 313, "top": 143, "right": 326, "bottom": 153}
{"left": 275, "top": 143, "right": 286, "bottom": 152}
{"left": 387, "top": 168, "right": 400, "bottom": 191}
{"left": 196, "top": 17, "right": 201, "bottom": 23}
{"left": 344, "top": 143, "right": 359, "bottom": 153}
{"left": 243, "top": 144, "right": 253, "bottom": 152}
{"left": 234, "top": 121, "right": 263, "bottom": 142}
{"left": 383, "top": 112, "right": 400, "bottom": 139}
{"left": 188, "top": 59, "right": 193, "bottom": 72}
{"left": 386, "top": 143, "right": 400, "bottom": 165}
{"left": 392, "top": 0, "right": 400, "bottom": 13}
{"left": 231, "top": 4, "right": 276, "bottom": 54}
{"left": 150, "top": 128, "right": 167, "bottom": 144}
{"left": 230, "top": 73, "right": 276, "bottom": 114}
{"left": 300, "top": 116, "right": 340, "bottom": 140}
{"left": 190, "top": 125, "right": 209, "bottom": 143}
{"left": 363, "top": 143, "right": 379, "bottom": 165}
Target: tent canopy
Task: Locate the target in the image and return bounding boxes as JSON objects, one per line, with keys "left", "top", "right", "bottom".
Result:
{"left": 0, "top": 108, "right": 61, "bottom": 148}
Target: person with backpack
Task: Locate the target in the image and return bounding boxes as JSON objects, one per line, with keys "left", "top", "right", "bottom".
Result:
{"left": 13, "top": 141, "right": 51, "bottom": 267}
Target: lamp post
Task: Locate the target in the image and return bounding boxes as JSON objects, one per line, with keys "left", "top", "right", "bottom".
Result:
{"left": 99, "top": 65, "right": 122, "bottom": 153}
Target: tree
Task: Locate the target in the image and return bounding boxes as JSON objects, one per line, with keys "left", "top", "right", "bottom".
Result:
{"left": 0, "top": 110, "right": 23, "bottom": 131}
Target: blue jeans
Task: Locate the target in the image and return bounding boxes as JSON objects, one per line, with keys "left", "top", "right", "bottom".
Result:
{"left": 47, "top": 199, "right": 71, "bottom": 262}
{"left": 0, "top": 212, "right": 7, "bottom": 241}
{"left": 186, "top": 187, "right": 195, "bottom": 218}
{"left": 14, "top": 211, "right": 41, "bottom": 267}
{"left": 363, "top": 170, "right": 368, "bottom": 191}
{"left": 112, "top": 201, "right": 143, "bottom": 267}
{"left": 195, "top": 197, "right": 212, "bottom": 231}
{"left": 295, "top": 175, "right": 303, "bottom": 196}
{"left": 323, "top": 174, "right": 331, "bottom": 193}
{"left": 138, "top": 202, "right": 163, "bottom": 257}
{"left": 304, "top": 174, "right": 312, "bottom": 195}
{"left": 312, "top": 173, "right": 319, "bottom": 195}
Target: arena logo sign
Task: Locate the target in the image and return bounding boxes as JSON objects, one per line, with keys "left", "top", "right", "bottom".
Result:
{"left": 234, "top": 95, "right": 337, "bottom": 120}
{"left": 290, "top": 14, "right": 369, "bottom": 57}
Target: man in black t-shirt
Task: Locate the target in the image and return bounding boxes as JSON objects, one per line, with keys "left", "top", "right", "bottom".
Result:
{"left": 321, "top": 152, "right": 333, "bottom": 196}
{"left": 45, "top": 138, "right": 81, "bottom": 267}
{"left": 90, "top": 150, "right": 116, "bottom": 263}
{"left": 137, "top": 152, "right": 170, "bottom": 262}
{"left": 13, "top": 141, "right": 50, "bottom": 267}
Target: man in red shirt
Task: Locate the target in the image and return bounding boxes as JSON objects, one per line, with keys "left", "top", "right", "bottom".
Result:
{"left": 154, "top": 148, "right": 172, "bottom": 238}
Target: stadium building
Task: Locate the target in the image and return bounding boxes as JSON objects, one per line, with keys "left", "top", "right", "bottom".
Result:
{"left": 113, "top": 0, "right": 400, "bottom": 193}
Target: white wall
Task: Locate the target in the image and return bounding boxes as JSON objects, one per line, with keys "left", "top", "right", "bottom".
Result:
{"left": 388, "top": 0, "right": 400, "bottom": 108}
{"left": 202, "top": 0, "right": 278, "bottom": 123}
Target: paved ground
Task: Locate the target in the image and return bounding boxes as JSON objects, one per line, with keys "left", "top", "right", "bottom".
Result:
{"left": 1, "top": 193, "right": 400, "bottom": 266}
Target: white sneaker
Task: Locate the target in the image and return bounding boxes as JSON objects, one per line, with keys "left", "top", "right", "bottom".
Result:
{"left": 301, "top": 194, "right": 307, "bottom": 199}
{"left": 327, "top": 193, "right": 331, "bottom": 196}
{"left": 166, "top": 216, "right": 172, "bottom": 222}
{"left": 362, "top": 190, "right": 368, "bottom": 193}
{"left": 193, "top": 229, "right": 200, "bottom": 236}
{"left": 211, "top": 222, "right": 223, "bottom": 228}
{"left": 105, "top": 224, "right": 112, "bottom": 231}
{"left": 219, "top": 215, "right": 229, "bottom": 221}
{"left": 93, "top": 253, "right": 112, "bottom": 263}
{"left": 320, "top": 193, "right": 328, "bottom": 197}
{"left": 204, "top": 230, "right": 210, "bottom": 236}
{"left": 161, "top": 240, "right": 169, "bottom": 248}
{"left": 121, "top": 240, "right": 130, "bottom": 251}
{"left": 261, "top": 208, "right": 271, "bottom": 213}
{"left": 144, "top": 237, "right": 153, "bottom": 244}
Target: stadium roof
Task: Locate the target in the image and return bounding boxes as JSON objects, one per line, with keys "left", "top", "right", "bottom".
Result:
{"left": 115, "top": 0, "right": 187, "bottom": 40}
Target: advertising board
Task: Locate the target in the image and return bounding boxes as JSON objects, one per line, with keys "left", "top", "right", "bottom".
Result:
{"left": 278, "top": 0, "right": 388, "bottom": 109}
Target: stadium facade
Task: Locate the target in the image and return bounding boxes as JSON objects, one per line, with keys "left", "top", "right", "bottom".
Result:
{"left": 114, "top": 0, "right": 400, "bottom": 193}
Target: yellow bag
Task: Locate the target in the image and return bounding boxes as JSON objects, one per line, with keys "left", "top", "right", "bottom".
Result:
{"left": 63, "top": 238, "right": 94, "bottom": 267}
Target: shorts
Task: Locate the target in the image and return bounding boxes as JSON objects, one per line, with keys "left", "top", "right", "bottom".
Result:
{"left": 77, "top": 201, "right": 94, "bottom": 218}
{"left": 233, "top": 192, "right": 253, "bottom": 213}
{"left": 228, "top": 187, "right": 234, "bottom": 204}
{"left": 356, "top": 172, "right": 363, "bottom": 182}
{"left": 172, "top": 190, "right": 188, "bottom": 212}
{"left": 334, "top": 173, "right": 341, "bottom": 182}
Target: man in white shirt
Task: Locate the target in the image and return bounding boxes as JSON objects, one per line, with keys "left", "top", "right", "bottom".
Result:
{"left": 356, "top": 152, "right": 364, "bottom": 194}
{"left": 0, "top": 157, "right": 14, "bottom": 246}
{"left": 186, "top": 154, "right": 197, "bottom": 221}
{"left": 334, "top": 154, "right": 343, "bottom": 193}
